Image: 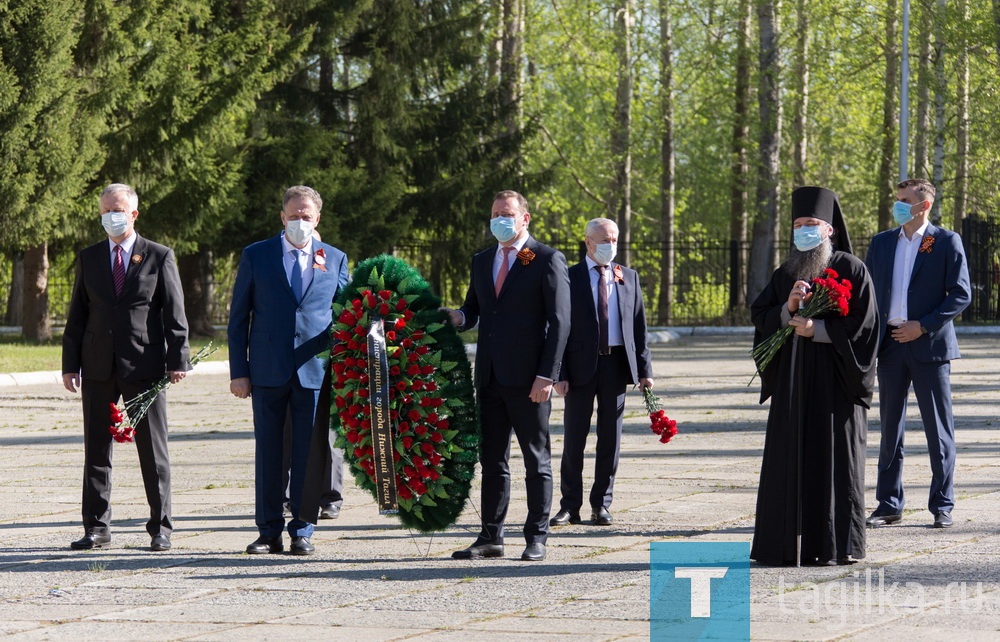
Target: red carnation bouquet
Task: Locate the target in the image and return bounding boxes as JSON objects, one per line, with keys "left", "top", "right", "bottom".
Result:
{"left": 643, "top": 387, "right": 677, "bottom": 444}
{"left": 109, "top": 342, "right": 218, "bottom": 443}
{"left": 750, "top": 267, "right": 852, "bottom": 380}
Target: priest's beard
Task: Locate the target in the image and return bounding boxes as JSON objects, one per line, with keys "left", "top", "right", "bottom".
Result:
{"left": 784, "top": 237, "right": 833, "bottom": 281}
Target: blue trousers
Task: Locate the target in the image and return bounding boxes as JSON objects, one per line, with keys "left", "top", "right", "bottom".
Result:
{"left": 252, "top": 377, "right": 319, "bottom": 538}
{"left": 875, "top": 336, "right": 956, "bottom": 514}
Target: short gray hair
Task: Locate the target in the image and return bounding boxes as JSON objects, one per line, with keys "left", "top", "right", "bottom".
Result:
{"left": 100, "top": 183, "right": 138, "bottom": 211}
{"left": 585, "top": 217, "right": 618, "bottom": 239}
{"left": 283, "top": 185, "right": 323, "bottom": 212}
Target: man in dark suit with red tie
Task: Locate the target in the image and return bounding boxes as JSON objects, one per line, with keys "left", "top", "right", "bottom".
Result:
{"left": 446, "top": 190, "right": 570, "bottom": 562}
{"left": 551, "top": 218, "right": 654, "bottom": 527}
{"left": 62, "top": 183, "right": 191, "bottom": 552}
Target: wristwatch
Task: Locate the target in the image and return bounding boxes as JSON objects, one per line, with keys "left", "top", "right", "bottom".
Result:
{"left": 920, "top": 325, "right": 928, "bottom": 335}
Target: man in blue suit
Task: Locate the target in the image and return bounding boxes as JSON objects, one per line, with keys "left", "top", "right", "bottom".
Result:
{"left": 864, "top": 178, "right": 971, "bottom": 529}
{"left": 551, "top": 218, "right": 653, "bottom": 527}
{"left": 228, "top": 185, "right": 349, "bottom": 554}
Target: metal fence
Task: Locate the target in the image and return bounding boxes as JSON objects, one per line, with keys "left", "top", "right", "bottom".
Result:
{"left": 3, "top": 225, "right": 998, "bottom": 328}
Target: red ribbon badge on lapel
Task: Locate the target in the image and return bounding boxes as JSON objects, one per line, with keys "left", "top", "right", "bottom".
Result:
{"left": 313, "top": 248, "right": 328, "bottom": 271}
{"left": 919, "top": 236, "right": 935, "bottom": 254}
{"left": 612, "top": 264, "right": 625, "bottom": 284}
{"left": 516, "top": 248, "right": 535, "bottom": 265}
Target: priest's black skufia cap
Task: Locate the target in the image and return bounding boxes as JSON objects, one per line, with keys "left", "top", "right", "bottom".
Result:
{"left": 791, "top": 186, "right": 854, "bottom": 255}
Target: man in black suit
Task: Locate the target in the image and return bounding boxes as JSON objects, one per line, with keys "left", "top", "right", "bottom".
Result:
{"left": 551, "top": 218, "right": 653, "bottom": 527}
{"left": 446, "top": 190, "right": 570, "bottom": 561}
{"left": 62, "top": 183, "right": 191, "bottom": 552}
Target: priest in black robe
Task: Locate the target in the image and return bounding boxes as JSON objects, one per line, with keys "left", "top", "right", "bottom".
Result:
{"left": 750, "top": 186, "right": 880, "bottom": 566}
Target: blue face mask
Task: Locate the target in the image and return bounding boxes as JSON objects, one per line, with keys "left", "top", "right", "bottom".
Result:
{"left": 793, "top": 225, "right": 824, "bottom": 251}
{"left": 101, "top": 211, "right": 130, "bottom": 237}
{"left": 592, "top": 242, "right": 617, "bottom": 266}
{"left": 490, "top": 216, "right": 518, "bottom": 243}
{"left": 892, "top": 201, "right": 915, "bottom": 226}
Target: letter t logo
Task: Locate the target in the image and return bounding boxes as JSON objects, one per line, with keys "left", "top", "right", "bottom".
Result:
{"left": 674, "top": 567, "right": 729, "bottom": 617}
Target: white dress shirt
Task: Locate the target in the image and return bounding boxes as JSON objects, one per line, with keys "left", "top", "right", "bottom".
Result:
{"left": 107, "top": 232, "right": 137, "bottom": 270}
{"left": 492, "top": 234, "right": 530, "bottom": 284}
{"left": 887, "top": 220, "right": 930, "bottom": 326}
{"left": 584, "top": 256, "right": 624, "bottom": 347}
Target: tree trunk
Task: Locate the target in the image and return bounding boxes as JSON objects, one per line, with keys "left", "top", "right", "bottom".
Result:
{"left": 931, "top": 0, "right": 946, "bottom": 225}
{"left": 609, "top": 0, "right": 634, "bottom": 267}
{"left": 21, "top": 243, "right": 51, "bottom": 342}
{"left": 791, "top": 0, "right": 809, "bottom": 188}
{"left": 178, "top": 248, "right": 216, "bottom": 339}
{"left": 748, "top": 0, "right": 782, "bottom": 304}
{"left": 657, "top": 0, "right": 675, "bottom": 325}
{"left": 500, "top": 0, "right": 523, "bottom": 148}
{"left": 954, "top": 0, "right": 969, "bottom": 231}
{"left": 913, "top": 0, "right": 933, "bottom": 178}
{"left": 729, "top": 0, "right": 751, "bottom": 314}
{"left": 486, "top": 0, "right": 503, "bottom": 84}
{"left": 4, "top": 252, "right": 24, "bottom": 327}
{"left": 876, "top": 0, "right": 900, "bottom": 232}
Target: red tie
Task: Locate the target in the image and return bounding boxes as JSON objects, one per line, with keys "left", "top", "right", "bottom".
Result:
{"left": 596, "top": 265, "right": 609, "bottom": 354}
{"left": 112, "top": 245, "right": 126, "bottom": 297}
{"left": 495, "top": 246, "right": 514, "bottom": 297}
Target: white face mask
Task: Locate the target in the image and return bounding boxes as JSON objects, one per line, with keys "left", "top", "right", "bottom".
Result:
{"left": 592, "top": 242, "right": 617, "bottom": 266}
{"left": 284, "top": 219, "right": 314, "bottom": 246}
{"left": 101, "top": 211, "right": 130, "bottom": 237}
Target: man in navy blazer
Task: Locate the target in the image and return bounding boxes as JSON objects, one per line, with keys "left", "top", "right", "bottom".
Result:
{"left": 446, "top": 190, "right": 570, "bottom": 562}
{"left": 864, "top": 178, "right": 971, "bottom": 529}
{"left": 552, "top": 218, "right": 653, "bottom": 527}
{"left": 228, "top": 185, "right": 349, "bottom": 555}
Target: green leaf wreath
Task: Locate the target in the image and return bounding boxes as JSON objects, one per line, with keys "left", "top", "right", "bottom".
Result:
{"left": 330, "top": 255, "right": 479, "bottom": 532}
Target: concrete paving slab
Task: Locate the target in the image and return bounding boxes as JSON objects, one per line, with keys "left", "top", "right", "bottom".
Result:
{"left": 2, "top": 334, "right": 1000, "bottom": 640}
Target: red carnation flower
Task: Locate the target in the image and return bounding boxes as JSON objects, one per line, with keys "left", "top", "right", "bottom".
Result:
{"left": 395, "top": 298, "right": 408, "bottom": 312}
{"left": 379, "top": 303, "right": 390, "bottom": 315}
{"left": 379, "top": 289, "right": 392, "bottom": 301}
{"left": 430, "top": 432, "right": 443, "bottom": 443}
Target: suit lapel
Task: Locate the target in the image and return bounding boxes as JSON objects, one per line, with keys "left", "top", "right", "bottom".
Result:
{"left": 120, "top": 235, "right": 147, "bottom": 297}
{"left": 300, "top": 244, "right": 325, "bottom": 301}
{"left": 909, "top": 223, "right": 937, "bottom": 281}
{"left": 271, "top": 236, "right": 298, "bottom": 303}
{"left": 613, "top": 263, "right": 630, "bottom": 325}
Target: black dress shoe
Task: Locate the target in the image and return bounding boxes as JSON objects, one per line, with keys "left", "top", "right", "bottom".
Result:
{"left": 246, "top": 535, "right": 283, "bottom": 554}
{"left": 290, "top": 536, "right": 315, "bottom": 555}
{"left": 451, "top": 543, "right": 504, "bottom": 559}
{"left": 866, "top": 510, "right": 903, "bottom": 527}
{"left": 933, "top": 511, "right": 953, "bottom": 528}
{"left": 150, "top": 535, "right": 171, "bottom": 551}
{"left": 521, "top": 543, "right": 546, "bottom": 561}
{"left": 319, "top": 504, "right": 340, "bottom": 520}
{"left": 592, "top": 507, "right": 614, "bottom": 526}
{"left": 70, "top": 533, "right": 111, "bottom": 550}
{"left": 549, "top": 509, "right": 581, "bottom": 526}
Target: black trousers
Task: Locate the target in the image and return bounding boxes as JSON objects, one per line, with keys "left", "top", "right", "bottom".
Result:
{"left": 559, "top": 349, "right": 628, "bottom": 513}
{"left": 80, "top": 366, "right": 172, "bottom": 537}
{"left": 476, "top": 371, "right": 553, "bottom": 546}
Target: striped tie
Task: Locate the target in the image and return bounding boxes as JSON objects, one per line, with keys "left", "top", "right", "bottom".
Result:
{"left": 112, "top": 245, "right": 126, "bottom": 297}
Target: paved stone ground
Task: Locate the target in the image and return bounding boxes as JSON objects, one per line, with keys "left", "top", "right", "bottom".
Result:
{"left": 1, "top": 334, "right": 998, "bottom": 640}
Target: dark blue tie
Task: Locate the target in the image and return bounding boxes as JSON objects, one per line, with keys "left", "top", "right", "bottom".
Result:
{"left": 290, "top": 249, "right": 303, "bottom": 302}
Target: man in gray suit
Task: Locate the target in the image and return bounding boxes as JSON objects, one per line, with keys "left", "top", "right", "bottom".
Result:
{"left": 864, "top": 178, "right": 971, "bottom": 529}
{"left": 552, "top": 218, "right": 653, "bottom": 527}
{"left": 446, "top": 190, "right": 570, "bottom": 562}
{"left": 62, "top": 183, "right": 191, "bottom": 552}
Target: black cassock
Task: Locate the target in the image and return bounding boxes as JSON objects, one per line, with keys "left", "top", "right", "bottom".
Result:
{"left": 750, "top": 251, "right": 879, "bottom": 566}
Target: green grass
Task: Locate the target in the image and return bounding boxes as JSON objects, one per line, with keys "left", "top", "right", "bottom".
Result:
{"left": 0, "top": 334, "right": 226, "bottom": 374}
